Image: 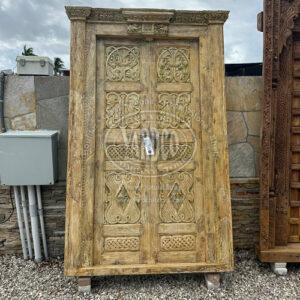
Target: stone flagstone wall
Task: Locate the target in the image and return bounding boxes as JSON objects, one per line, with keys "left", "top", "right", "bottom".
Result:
{"left": 0, "top": 75, "right": 261, "bottom": 256}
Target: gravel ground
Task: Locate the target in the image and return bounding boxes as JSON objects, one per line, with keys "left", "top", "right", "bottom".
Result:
{"left": 0, "top": 251, "right": 300, "bottom": 299}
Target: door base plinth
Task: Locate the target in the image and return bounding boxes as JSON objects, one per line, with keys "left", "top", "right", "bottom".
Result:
{"left": 271, "top": 263, "right": 287, "bottom": 275}
{"left": 78, "top": 277, "right": 91, "bottom": 293}
{"left": 204, "top": 273, "right": 221, "bottom": 289}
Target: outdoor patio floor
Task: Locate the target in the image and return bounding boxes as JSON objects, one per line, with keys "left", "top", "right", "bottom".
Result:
{"left": 0, "top": 251, "right": 299, "bottom": 299}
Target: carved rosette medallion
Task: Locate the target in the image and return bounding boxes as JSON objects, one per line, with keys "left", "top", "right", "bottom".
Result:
{"left": 157, "top": 47, "right": 190, "bottom": 83}
{"left": 106, "top": 46, "right": 140, "bottom": 82}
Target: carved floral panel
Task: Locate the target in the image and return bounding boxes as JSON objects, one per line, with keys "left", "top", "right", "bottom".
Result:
{"left": 106, "top": 45, "right": 140, "bottom": 81}
{"left": 157, "top": 92, "right": 192, "bottom": 128}
{"left": 106, "top": 92, "right": 141, "bottom": 129}
{"left": 159, "top": 172, "right": 194, "bottom": 223}
{"left": 157, "top": 47, "right": 190, "bottom": 83}
{"left": 104, "top": 172, "right": 141, "bottom": 224}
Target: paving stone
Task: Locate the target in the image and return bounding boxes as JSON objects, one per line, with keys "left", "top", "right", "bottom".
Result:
{"left": 4, "top": 75, "right": 35, "bottom": 119}
{"left": 227, "top": 111, "right": 247, "bottom": 145}
{"left": 10, "top": 112, "right": 36, "bottom": 130}
{"left": 229, "top": 143, "right": 255, "bottom": 178}
{"left": 247, "top": 135, "right": 261, "bottom": 176}
{"left": 226, "top": 76, "right": 262, "bottom": 111}
{"left": 244, "top": 111, "right": 261, "bottom": 136}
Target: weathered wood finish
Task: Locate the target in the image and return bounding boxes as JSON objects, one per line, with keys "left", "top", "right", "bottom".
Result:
{"left": 259, "top": 0, "right": 300, "bottom": 262}
{"left": 65, "top": 7, "right": 233, "bottom": 276}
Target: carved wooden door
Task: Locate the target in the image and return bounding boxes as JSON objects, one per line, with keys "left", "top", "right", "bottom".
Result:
{"left": 93, "top": 38, "right": 225, "bottom": 266}
{"left": 65, "top": 7, "right": 233, "bottom": 277}
{"left": 94, "top": 39, "right": 199, "bottom": 264}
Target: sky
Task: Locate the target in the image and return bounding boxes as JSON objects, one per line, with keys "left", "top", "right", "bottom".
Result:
{"left": 0, "top": 0, "right": 263, "bottom": 71}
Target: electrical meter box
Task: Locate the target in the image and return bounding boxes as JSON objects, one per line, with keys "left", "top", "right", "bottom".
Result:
{"left": 0, "top": 130, "right": 58, "bottom": 185}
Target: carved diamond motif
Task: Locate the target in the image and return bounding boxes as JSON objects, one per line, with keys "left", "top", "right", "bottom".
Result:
{"left": 116, "top": 185, "right": 130, "bottom": 211}
{"left": 169, "top": 183, "right": 184, "bottom": 211}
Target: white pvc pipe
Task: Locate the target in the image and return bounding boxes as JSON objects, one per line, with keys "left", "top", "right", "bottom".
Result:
{"left": 20, "top": 186, "right": 33, "bottom": 259}
{"left": 27, "top": 185, "right": 42, "bottom": 262}
{"left": 36, "top": 185, "right": 48, "bottom": 260}
{"left": 13, "top": 186, "right": 28, "bottom": 259}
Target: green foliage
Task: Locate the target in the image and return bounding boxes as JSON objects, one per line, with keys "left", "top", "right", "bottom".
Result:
{"left": 22, "top": 45, "right": 36, "bottom": 56}
{"left": 54, "top": 57, "right": 64, "bottom": 75}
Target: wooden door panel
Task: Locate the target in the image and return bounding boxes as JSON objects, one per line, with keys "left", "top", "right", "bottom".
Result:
{"left": 151, "top": 40, "right": 205, "bottom": 264}
{"left": 94, "top": 39, "right": 150, "bottom": 265}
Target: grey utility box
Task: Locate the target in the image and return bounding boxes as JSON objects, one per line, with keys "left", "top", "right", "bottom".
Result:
{"left": 0, "top": 130, "right": 58, "bottom": 185}
{"left": 16, "top": 56, "right": 54, "bottom": 76}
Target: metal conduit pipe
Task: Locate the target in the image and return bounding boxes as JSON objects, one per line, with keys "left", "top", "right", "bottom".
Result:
{"left": 20, "top": 186, "right": 33, "bottom": 259}
{"left": 0, "top": 72, "right": 5, "bottom": 133}
{"left": 27, "top": 185, "right": 42, "bottom": 262}
{"left": 36, "top": 185, "right": 48, "bottom": 260}
{"left": 13, "top": 186, "right": 28, "bottom": 259}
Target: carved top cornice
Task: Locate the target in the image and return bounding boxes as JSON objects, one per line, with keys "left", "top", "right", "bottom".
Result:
{"left": 65, "top": 7, "right": 229, "bottom": 25}
{"left": 122, "top": 10, "right": 174, "bottom": 24}
{"left": 65, "top": 6, "right": 91, "bottom": 20}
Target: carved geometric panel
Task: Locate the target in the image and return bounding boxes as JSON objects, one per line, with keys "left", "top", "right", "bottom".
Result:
{"left": 160, "top": 235, "right": 195, "bottom": 251}
{"left": 104, "top": 237, "right": 140, "bottom": 252}
{"left": 159, "top": 172, "right": 194, "bottom": 223}
{"left": 157, "top": 47, "right": 190, "bottom": 83}
{"left": 104, "top": 172, "right": 141, "bottom": 224}
{"left": 105, "top": 144, "right": 140, "bottom": 161}
{"left": 106, "top": 92, "right": 141, "bottom": 129}
{"left": 157, "top": 93, "right": 192, "bottom": 128}
{"left": 106, "top": 45, "right": 140, "bottom": 81}
{"left": 159, "top": 144, "right": 193, "bottom": 161}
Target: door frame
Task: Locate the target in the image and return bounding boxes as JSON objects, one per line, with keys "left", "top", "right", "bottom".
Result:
{"left": 65, "top": 7, "right": 233, "bottom": 276}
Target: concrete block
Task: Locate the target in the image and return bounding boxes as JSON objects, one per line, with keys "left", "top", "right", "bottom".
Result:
{"left": 204, "top": 273, "right": 221, "bottom": 289}
{"left": 58, "top": 148, "right": 67, "bottom": 181}
{"left": 35, "top": 76, "right": 69, "bottom": 101}
{"left": 78, "top": 277, "right": 91, "bottom": 293}
{"left": 37, "top": 95, "right": 69, "bottom": 149}
{"left": 229, "top": 143, "right": 255, "bottom": 178}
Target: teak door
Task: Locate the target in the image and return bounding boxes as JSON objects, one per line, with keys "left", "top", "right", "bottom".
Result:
{"left": 258, "top": 0, "right": 300, "bottom": 262}
{"left": 65, "top": 7, "right": 233, "bottom": 276}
